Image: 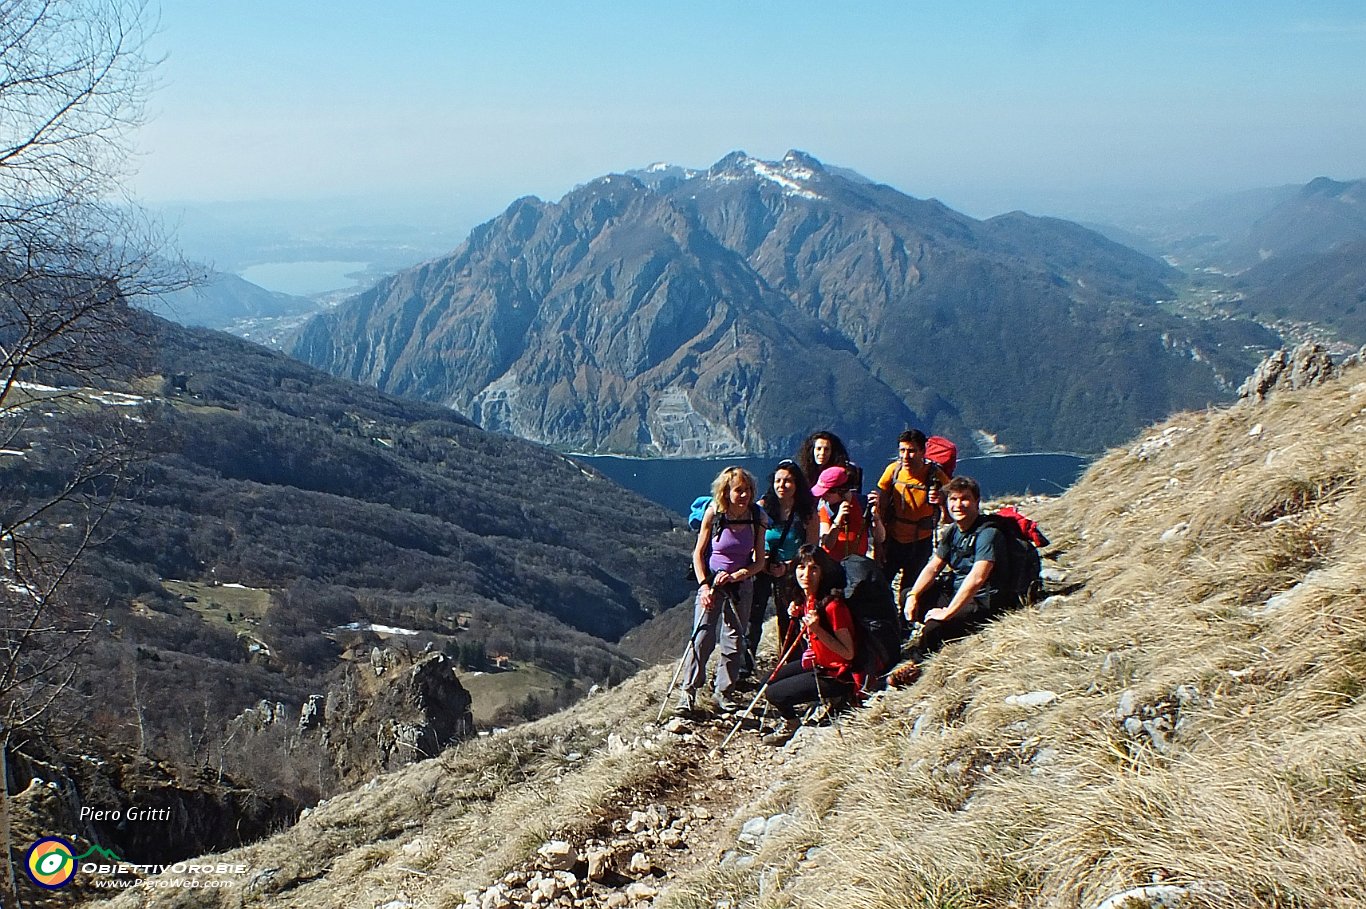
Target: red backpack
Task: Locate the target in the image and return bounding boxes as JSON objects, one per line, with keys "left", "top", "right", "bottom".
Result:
{"left": 925, "top": 435, "right": 958, "bottom": 477}
{"left": 993, "top": 505, "right": 1049, "bottom": 547}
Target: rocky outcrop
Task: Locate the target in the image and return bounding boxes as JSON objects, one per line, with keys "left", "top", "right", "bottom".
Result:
{"left": 312, "top": 651, "right": 475, "bottom": 780}
{"left": 457, "top": 802, "right": 706, "bottom": 909}
{"left": 8, "top": 656, "right": 472, "bottom": 883}
{"left": 298, "top": 694, "right": 326, "bottom": 732}
{"left": 1237, "top": 341, "right": 1346, "bottom": 401}
{"left": 373, "top": 653, "right": 475, "bottom": 769}
{"left": 293, "top": 151, "right": 1278, "bottom": 457}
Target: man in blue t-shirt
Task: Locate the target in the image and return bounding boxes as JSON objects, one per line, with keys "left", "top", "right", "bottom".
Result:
{"left": 902, "top": 475, "right": 1010, "bottom": 655}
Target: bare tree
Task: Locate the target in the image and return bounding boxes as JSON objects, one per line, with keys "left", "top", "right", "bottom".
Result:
{"left": 0, "top": 2, "right": 182, "bottom": 902}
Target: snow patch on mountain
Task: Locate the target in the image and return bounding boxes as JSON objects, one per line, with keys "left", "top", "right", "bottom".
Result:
{"left": 709, "top": 154, "right": 825, "bottom": 201}
{"left": 644, "top": 162, "right": 698, "bottom": 178}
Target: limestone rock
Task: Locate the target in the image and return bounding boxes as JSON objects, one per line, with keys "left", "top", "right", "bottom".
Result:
{"left": 627, "top": 851, "right": 653, "bottom": 875}
{"left": 1239, "top": 341, "right": 1339, "bottom": 402}
{"left": 236, "top": 699, "right": 287, "bottom": 730}
{"left": 372, "top": 653, "right": 476, "bottom": 770}
{"left": 536, "top": 840, "right": 579, "bottom": 872}
{"left": 1159, "top": 522, "right": 1189, "bottom": 543}
{"left": 1005, "top": 691, "right": 1058, "bottom": 708}
{"left": 1115, "top": 686, "right": 1198, "bottom": 753}
{"left": 624, "top": 881, "right": 658, "bottom": 901}
{"left": 1117, "top": 689, "right": 1139, "bottom": 720}
{"left": 585, "top": 847, "right": 613, "bottom": 882}
{"left": 1091, "top": 883, "right": 1192, "bottom": 909}
{"left": 298, "top": 693, "right": 326, "bottom": 732}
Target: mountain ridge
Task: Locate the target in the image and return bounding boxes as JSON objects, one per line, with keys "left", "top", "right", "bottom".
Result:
{"left": 292, "top": 150, "right": 1277, "bottom": 457}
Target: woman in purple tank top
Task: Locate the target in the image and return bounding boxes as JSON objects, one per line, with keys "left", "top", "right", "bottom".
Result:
{"left": 673, "top": 467, "right": 768, "bottom": 716}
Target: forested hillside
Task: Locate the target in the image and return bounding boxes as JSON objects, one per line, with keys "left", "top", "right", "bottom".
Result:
{"left": 1234, "top": 239, "right": 1366, "bottom": 344}
{"left": 2, "top": 309, "right": 694, "bottom": 865}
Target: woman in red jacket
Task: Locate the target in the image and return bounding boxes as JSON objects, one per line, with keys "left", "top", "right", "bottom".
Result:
{"left": 761, "top": 544, "right": 857, "bottom": 745}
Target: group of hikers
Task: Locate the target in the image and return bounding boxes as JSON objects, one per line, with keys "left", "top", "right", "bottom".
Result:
{"left": 673, "top": 429, "right": 1041, "bottom": 746}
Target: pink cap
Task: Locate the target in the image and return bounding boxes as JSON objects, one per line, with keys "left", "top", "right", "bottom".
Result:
{"left": 811, "top": 465, "right": 852, "bottom": 497}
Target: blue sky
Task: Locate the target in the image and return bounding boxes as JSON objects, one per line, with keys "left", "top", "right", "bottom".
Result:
{"left": 133, "top": 1, "right": 1366, "bottom": 221}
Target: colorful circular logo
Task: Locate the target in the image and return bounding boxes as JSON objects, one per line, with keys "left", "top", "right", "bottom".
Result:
{"left": 25, "top": 837, "right": 77, "bottom": 889}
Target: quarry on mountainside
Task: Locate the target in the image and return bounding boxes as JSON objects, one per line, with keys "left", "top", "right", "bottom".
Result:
{"left": 81, "top": 346, "right": 1366, "bottom": 909}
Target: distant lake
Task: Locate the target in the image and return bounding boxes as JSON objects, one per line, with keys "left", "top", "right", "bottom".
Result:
{"left": 238, "top": 260, "right": 370, "bottom": 296}
{"left": 577, "top": 453, "right": 1091, "bottom": 517}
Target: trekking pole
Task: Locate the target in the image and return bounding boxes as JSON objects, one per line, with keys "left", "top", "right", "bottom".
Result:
{"left": 806, "top": 659, "right": 850, "bottom": 741}
{"left": 716, "top": 622, "right": 804, "bottom": 753}
{"left": 930, "top": 477, "right": 944, "bottom": 550}
{"left": 799, "top": 603, "right": 850, "bottom": 740}
{"left": 808, "top": 650, "right": 837, "bottom": 725}
{"left": 655, "top": 610, "right": 711, "bottom": 724}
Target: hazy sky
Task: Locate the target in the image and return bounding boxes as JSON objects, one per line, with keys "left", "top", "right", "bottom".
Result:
{"left": 133, "top": 1, "right": 1366, "bottom": 222}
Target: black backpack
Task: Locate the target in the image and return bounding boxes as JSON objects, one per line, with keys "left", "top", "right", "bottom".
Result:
{"left": 837, "top": 555, "right": 900, "bottom": 678}
{"left": 972, "top": 512, "right": 1045, "bottom": 607}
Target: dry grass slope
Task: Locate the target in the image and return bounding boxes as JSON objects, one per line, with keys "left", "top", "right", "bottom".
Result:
{"left": 96, "top": 362, "right": 1366, "bottom": 909}
{"left": 666, "top": 362, "right": 1366, "bottom": 909}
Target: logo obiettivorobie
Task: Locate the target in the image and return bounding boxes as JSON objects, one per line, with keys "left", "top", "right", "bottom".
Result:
{"left": 25, "top": 836, "right": 77, "bottom": 889}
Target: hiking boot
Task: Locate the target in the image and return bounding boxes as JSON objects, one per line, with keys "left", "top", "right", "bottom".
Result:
{"left": 732, "top": 673, "right": 760, "bottom": 693}
{"left": 887, "top": 660, "right": 922, "bottom": 689}
{"left": 715, "top": 691, "right": 743, "bottom": 714}
{"left": 808, "top": 696, "right": 851, "bottom": 725}
{"left": 671, "top": 692, "right": 696, "bottom": 718}
{"left": 762, "top": 718, "right": 800, "bottom": 746}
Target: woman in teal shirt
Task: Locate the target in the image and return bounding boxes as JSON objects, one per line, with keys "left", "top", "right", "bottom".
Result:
{"left": 747, "top": 459, "right": 819, "bottom": 671}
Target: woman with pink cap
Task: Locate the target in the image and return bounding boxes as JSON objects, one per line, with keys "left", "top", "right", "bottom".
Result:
{"left": 812, "top": 463, "right": 884, "bottom": 561}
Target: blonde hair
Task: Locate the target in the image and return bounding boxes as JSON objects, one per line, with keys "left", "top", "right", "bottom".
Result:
{"left": 711, "top": 466, "right": 757, "bottom": 513}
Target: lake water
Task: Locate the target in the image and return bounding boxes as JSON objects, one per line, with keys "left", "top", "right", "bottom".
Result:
{"left": 238, "top": 260, "right": 370, "bottom": 296}
{"left": 577, "top": 453, "right": 1091, "bottom": 517}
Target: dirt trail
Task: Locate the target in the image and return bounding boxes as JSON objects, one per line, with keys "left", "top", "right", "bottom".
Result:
{"left": 457, "top": 683, "right": 829, "bottom": 909}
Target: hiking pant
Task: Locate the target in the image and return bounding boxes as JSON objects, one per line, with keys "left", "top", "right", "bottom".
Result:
{"left": 916, "top": 596, "right": 992, "bottom": 655}
{"left": 882, "top": 536, "right": 933, "bottom": 636}
{"left": 681, "top": 579, "right": 752, "bottom": 697}
{"left": 764, "top": 660, "right": 854, "bottom": 721}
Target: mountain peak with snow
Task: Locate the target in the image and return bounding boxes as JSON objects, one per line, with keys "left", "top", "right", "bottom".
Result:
{"left": 704, "top": 149, "right": 828, "bottom": 200}
{"left": 622, "top": 162, "right": 700, "bottom": 192}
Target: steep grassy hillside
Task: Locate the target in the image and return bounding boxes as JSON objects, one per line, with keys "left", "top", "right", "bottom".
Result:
{"left": 83, "top": 358, "right": 1366, "bottom": 909}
